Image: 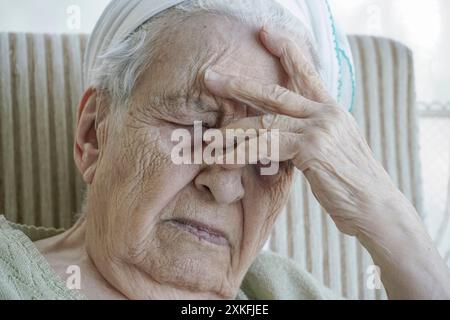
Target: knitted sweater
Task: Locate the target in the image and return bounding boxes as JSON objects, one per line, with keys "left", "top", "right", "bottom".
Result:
{"left": 0, "top": 215, "right": 338, "bottom": 300}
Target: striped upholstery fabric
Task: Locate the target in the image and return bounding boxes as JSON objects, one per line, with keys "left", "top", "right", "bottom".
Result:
{"left": 269, "top": 36, "right": 424, "bottom": 300}
{"left": 0, "top": 33, "right": 423, "bottom": 299}
{"left": 0, "top": 33, "right": 88, "bottom": 229}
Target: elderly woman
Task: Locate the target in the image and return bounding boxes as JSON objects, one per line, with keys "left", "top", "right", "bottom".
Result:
{"left": 1, "top": 0, "right": 450, "bottom": 300}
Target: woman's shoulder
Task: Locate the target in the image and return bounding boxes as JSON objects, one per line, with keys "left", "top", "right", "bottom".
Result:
{"left": 237, "top": 250, "right": 340, "bottom": 300}
{"left": 0, "top": 216, "right": 83, "bottom": 300}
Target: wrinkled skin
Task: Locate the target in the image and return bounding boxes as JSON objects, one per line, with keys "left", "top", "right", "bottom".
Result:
{"left": 36, "top": 14, "right": 295, "bottom": 300}
{"left": 35, "top": 13, "right": 450, "bottom": 300}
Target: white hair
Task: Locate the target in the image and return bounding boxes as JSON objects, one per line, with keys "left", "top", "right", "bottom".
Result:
{"left": 91, "top": 0, "right": 317, "bottom": 109}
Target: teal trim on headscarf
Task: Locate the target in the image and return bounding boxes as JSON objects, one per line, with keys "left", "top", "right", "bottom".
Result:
{"left": 324, "top": 0, "right": 356, "bottom": 112}
{"left": 338, "top": 47, "right": 356, "bottom": 113}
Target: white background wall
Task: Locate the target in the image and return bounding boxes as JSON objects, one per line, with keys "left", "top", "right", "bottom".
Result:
{"left": 0, "top": 0, "right": 110, "bottom": 34}
{"left": 330, "top": 0, "right": 450, "bottom": 103}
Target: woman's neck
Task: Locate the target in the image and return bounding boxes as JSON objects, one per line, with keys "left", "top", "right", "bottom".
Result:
{"left": 34, "top": 216, "right": 127, "bottom": 300}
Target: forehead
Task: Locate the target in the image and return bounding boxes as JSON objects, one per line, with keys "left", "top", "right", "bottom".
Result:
{"left": 133, "top": 13, "right": 286, "bottom": 103}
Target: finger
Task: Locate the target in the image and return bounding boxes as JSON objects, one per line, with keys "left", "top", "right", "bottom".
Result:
{"left": 220, "top": 115, "right": 310, "bottom": 135}
{"left": 220, "top": 130, "right": 326, "bottom": 174}
{"left": 260, "top": 26, "right": 335, "bottom": 104}
{"left": 216, "top": 132, "right": 303, "bottom": 170}
{"left": 204, "top": 69, "right": 323, "bottom": 118}
{"left": 209, "top": 115, "right": 311, "bottom": 152}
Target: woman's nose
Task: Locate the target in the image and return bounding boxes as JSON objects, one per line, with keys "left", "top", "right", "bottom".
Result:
{"left": 194, "top": 166, "right": 245, "bottom": 205}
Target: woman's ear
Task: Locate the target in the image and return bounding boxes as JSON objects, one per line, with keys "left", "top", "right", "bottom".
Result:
{"left": 74, "top": 88, "right": 105, "bottom": 184}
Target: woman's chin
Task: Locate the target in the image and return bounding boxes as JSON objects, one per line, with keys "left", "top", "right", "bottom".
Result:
{"left": 127, "top": 222, "right": 236, "bottom": 295}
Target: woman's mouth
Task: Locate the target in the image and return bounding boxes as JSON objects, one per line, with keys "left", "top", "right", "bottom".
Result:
{"left": 167, "top": 218, "right": 229, "bottom": 247}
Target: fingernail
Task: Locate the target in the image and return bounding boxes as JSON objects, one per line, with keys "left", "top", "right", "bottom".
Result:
{"left": 204, "top": 69, "right": 228, "bottom": 95}
{"left": 205, "top": 69, "right": 221, "bottom": 82}
{"left": 261, "top": 24, "right": 273, "bottom": 35}
{"left": 260, "top": 26, "right": 271, "bottom": 41}
{"left": 260, "top": 26, "right": 282, "bottom": 56}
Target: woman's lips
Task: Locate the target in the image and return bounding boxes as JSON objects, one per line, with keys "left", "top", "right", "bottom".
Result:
{"left": 168, "top": 218, "right": 229, "bottom": 247}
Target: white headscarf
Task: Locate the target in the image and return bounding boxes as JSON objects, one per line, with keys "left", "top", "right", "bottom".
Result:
{"left": 84, "top": 0, "right": 355, "bottom": 111}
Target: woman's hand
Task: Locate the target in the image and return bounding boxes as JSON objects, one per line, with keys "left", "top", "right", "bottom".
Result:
{"left": 205, "top": 27, "right": 403, "bottom": 237}
{"left": 204, "top": 27, "right": 450, "bottom": 299}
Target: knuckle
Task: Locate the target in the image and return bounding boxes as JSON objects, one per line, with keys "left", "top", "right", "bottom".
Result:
{"left": 277, "top": 115, "right": 292, "bottom": 128}
{"left": 325, "top": 105, "right": 347, "bottom": 121}
{"left": 283, "top": 41, "right": 297, "bottom": 59}
{"left": 268, "top": 85, "right": 290, "bottom": 101}
{"left": 226, "top": 77, "right": 242, "bottom": 93}
{"left": 316, "top": 119, "right": 334, "bottom": 133}
{"left": 307, "top": 130, "right": 330, "bottom": 150}
{"left": 292, "top": 134, "right": 305, "bottom": 152}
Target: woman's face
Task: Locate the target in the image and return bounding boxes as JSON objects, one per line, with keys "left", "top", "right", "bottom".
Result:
{"left": 85, "top": 14, "right": 297, "bottom": 299}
